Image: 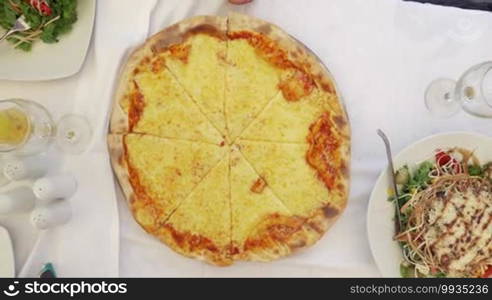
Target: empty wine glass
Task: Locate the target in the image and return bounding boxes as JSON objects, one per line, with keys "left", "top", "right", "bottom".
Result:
{"left": 0, "top": 99, "right": 92, "bottom": 156}
{"left": 425, "top": 61, "right": 492, "bottom": 118}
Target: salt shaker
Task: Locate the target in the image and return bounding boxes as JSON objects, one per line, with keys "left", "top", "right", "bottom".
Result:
{"left": 0, "top": 187, "right": 36, "bottom": 215}
{"left": 3, "top": 156, "right": 49, "bottom": 181}
{"left": 30, "top": 201, "right": 72, "bottom": 230}
{"left": 33, "top": 174, "right": 77, "bottom": 203}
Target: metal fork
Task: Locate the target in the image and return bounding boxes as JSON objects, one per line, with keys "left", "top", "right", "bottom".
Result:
{"left": 377, "top": 129, "right": 403, "bottom": 232}
{"left": 0, "top": 16, "right": 31, "bottom": 43}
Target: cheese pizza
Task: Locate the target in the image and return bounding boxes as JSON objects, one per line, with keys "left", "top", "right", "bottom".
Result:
{"left": 108, "top": 13, "right": 350, "bottom": 266}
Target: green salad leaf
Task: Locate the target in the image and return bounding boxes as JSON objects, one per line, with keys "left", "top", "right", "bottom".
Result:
{"left": 468, "top": 164, "right": 482, "bottom": 176}
{"left": 400, "top": 264, "right": 413, "bottom": 278}
{"left": 0, "top": 0, "right": 78, "bottom": 51}
{"left": 407, "top": 161, "right": 433, "bottom": 190}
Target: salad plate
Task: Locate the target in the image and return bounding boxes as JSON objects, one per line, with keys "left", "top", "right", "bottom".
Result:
{"left": 0, "top": 0, "right": 96, "bottom": 81}
{"left": 367, "top": 132, "right": 492, "bottom": 277}
{"left": 0, "top": 225, "right": 14, "bottom": 277}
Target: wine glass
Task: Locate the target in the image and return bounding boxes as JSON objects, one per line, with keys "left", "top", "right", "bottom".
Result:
{"left": 425, "top": 61, "right": 492, "bottom": 118}
{"left": 0, "top": 99, "right": 92, "bottom": 157}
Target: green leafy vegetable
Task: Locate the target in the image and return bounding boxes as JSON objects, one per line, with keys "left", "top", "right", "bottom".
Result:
{"left": 468, "top": 164, "right": 482, "bottom": 176}
{"left": 0, "top": 0, "right": 78, "bottom": 51}
{"left": 434, "top": 272, "right": 447, "bottom": 278}
{"left": 400, "top": 264, "right": 413, "bottom": 278}
{"left": 407, "top": 161, "right": 433, "bottom": 190}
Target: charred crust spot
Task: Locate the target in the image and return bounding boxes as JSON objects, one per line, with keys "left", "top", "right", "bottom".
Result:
{"left": 250, "top": 177, "right": 267, "bottom": 194}
{"left": 289, "top": 239, "right": 307, "bottom": 249}
{"left": 268, "top": 224, "right": 299, "bottom": 240}
{"left": 255, "top": 24, "right": 272, "bottom": 35}
{"left": 230, "top": 245, "right": 240, "bottom": 256}
{"left": 333, "top": 115, "right": 347, "bottom": 129}
{"left": 323, "top": 204, "right": 339, "bottom": 218}
{"left": 117, "top": 155, "right": 124, "bottom": 166}
{"left": 189, "top": 24, "right": 226, "bottom": 40}
{"left": 321, "top": 81, "right": 335, "bottom": 94}
{"left": 306, "top": 112, "right": 343, "bottom": 190}
{"left": 308, "top": 220, "right": 324, "bottom": 234}
{"left": 340, "top": 161, "right": 349, "bottom": 179}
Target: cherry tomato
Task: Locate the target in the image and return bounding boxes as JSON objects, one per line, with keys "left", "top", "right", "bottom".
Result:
{"left": 482, "top": 266, "right": 492, "bottom": 278}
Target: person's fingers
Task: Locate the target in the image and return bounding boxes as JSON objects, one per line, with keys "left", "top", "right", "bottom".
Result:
{"left": 228, "top": 0, "right": 253, "bottom": 5}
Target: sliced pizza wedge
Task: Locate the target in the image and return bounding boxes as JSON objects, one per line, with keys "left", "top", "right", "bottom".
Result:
{"left": 149, "top": 16, "right": 228, "bottom": 138}
{"left": 239, "top": 88, "right": 347, "bottom": 143}
{"left": 107, "top": 134, "right": 226, "bottom": 234}
{"left": 230, "top": 146, "right": 327, "bottom": 261}
{"left": 111, "top": 46, "right": 224, "bottom": 145}
{"left": 225, "top": 13, "right": 335, "bottom": 142}
{"left": 237, "top": 140, "right": 348, "bottom": 217}
{"left": 157, "top": 154, "right": 232, "bottom": 266}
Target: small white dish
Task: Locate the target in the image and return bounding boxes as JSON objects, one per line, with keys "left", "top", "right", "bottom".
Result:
{"left": 367, "top": 131, "right": 492, "bottom": 277}
{"left": 0, "top": 0, "right": 96, "bottom": 81}
{"left": 0, "top": 226, "right": 15, "bottom": 277}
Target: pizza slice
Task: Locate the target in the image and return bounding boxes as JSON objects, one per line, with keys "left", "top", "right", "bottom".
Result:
{"left": 237, "top": 140, "right": 348, "bottom": 216}
{"left": 150, "top": 16, "right": 228, "bottom": 138}
{"left": 108, "top": 134, "right": 226, "bottom": 234}
{"left": 157, "top": 154, "right": 232, "bottom": 266}
{"left": 239, "top": 88, "right": 347, "bottom": 143}
{"left": 225, "top": 13, "right": 328, "bottom": 142}
{"left": 111, "top": 52, "right": 224, "bottom": 145}
{"left": 229, "top": 146, "right": 327, "bottom": 261}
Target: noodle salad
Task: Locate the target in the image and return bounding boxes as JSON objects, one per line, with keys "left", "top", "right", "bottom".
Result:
{"left": 392, "top": 148, "right": 492, "bottom": 278}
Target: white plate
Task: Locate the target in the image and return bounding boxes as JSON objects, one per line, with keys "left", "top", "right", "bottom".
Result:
{"left": 367, "top": 131, "right": 492, "bottom": 277}
{"left": 0, "top": 226, "right": 15, "bottom": 277}
{"left": 0, "top": 0, "right": 96, "bottom": 81}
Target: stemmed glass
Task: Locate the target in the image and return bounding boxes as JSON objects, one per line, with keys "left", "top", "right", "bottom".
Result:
{"left": 425, "top": 61, "right": 492, "bottom": 118}
{"left": 0, "top": 99, "right": 92, "bottom": 186}
{"left": 0, "top": 99, "right": 92, "bottom": 156}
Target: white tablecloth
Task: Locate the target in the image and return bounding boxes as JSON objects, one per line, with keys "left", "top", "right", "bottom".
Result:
{"left": 1, "top": 0, "right": 492, "bottom": 277}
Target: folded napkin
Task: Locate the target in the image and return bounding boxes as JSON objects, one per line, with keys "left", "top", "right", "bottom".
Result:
{"left": 0, "top": 0, "right": 157, "bottom": 277}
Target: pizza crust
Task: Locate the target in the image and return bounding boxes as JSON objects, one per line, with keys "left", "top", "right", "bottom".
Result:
{"left": 107, "top": 134, "right": 135, "bottom": 205}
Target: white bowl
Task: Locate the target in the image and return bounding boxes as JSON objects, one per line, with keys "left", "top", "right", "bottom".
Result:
{"left": 367, "top": 131, "right": 492, "bottom": 277}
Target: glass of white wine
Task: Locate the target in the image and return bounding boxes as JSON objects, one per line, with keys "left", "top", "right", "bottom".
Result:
{"left": 425, "top": 61, "right": 492, "bottom": 118}
{"left": 0, "top": 99, "right": 92, "bottom": 157}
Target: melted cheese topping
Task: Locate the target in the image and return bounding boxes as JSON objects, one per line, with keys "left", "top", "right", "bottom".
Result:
{"left": 165, "top": 34, "right": 228, "bottom": 137}
{"left": 125, "top": 134, "right": 225, "bottom": 224}
{"left": 125, "top": 59, "right": 223, "bottom": 144}
{"left": 424, "top": 188, "right": 492, "bottom": 276}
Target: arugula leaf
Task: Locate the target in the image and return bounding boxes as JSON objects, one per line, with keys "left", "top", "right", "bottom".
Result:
{"left": 407, "top": 161, "right": 433, "bottom": 190}
{"left": 468, "top": 164, "right": 482, "bottom": 176}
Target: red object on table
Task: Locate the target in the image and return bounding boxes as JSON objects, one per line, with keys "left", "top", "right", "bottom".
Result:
{"left": 29, "top": 0, "right": 52, "bottom": 16}
{"left": 228, "top": 0, "right": 253, "bottom": 4}
{"left": 482, "top": 266, "right": 492, "bottom": 278}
